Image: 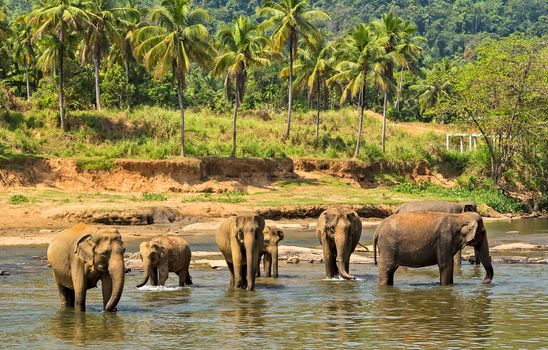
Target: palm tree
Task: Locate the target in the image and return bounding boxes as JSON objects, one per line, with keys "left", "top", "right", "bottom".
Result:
{"left": 135, "top": 0, "right": 214, "bottom": 157}
{"left": 109, "top": 0, "right": 143, "bottom": 84}
{"left": 213, "top": 16, "right": 271, "bottom": 158}
{"left": 28, "top": 0, "right": 92, "bottom": 130}
{"left": 329, "top": 24, "right": 385, "bottom": 159}
{"left": 282, "top": 39, "right": 335, "bottom": 144}
{"left": 371, "top": 13, "right": 423, "bottom": 152}
{"left": 258, "top": 0, "right": 329, "bottom": 140}
{"left": 13, "top": 22, "right": 35, "bottom": 101}
{"left": 410, "top": 58, "right": 454, "bottom": 116}
{"left": 81, "top": 0, "right": 137, "bottom": 110}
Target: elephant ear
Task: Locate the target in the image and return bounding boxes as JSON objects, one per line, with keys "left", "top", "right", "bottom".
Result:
{"left": 461, "top": 219, "right": 479, "bottom": 244}
{"left": 277, "top": 229, "right": 284, "bottom": 241}
{"left": 74, "top": 233, "right": 95, "bottom": 264}
{"left": 152, "top": 240, "right": 166, "bottom": 259}
{"left": 254, "top": 214, "right": 265, "bottom": 234}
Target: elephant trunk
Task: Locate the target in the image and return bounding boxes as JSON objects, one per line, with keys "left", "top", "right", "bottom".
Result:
{"left": 245, "top": 238, "right": 257, "bottom": 291}
{"left": 478, "top": 233, "right": 494, "bottom": 284}
{"left": 136, "top": 258, "right": 150, "bottom": 288}
{"left": 271, "top": 247, "right": 279, "bottom": 278}
{"left": 335, "top": 234, "right": 354, "bottom": 280}
{"left": 104, "top": 254, "right": 125, "bottom": 312}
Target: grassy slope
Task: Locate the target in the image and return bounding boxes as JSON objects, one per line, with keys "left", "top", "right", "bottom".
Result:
{"left": 0, "top": 106, "right": 462, "bottom": 165}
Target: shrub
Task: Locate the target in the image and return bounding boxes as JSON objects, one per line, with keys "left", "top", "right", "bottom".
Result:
{"left": 9, "top": 194, "right": 29, "bottom": 204}
{"left": 140, "top": 192, "right": 167, "bottom": 201}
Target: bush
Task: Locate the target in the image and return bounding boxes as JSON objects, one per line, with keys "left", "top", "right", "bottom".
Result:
{"left": 9, "top": 194, "right": 29, "bottom": 204}
{"left": 101, "top": 65, "right": 135, "bottom": 110}
{"left": 139, "top": 192, "right": 167, "bottom": 201}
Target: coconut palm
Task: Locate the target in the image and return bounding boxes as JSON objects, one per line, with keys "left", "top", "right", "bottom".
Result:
{"left": 80, "top": 0, "right": 137, "bottom": 110}
{"left": 135, "top": 0, "right": 214, "bottom": 156}
{"left": 257, "top": 0, "right": 329, "bottom": 140}
{"left": 13, "top": 22, "right": 35, "bottom": 101}
{"left": 213, "top": 16, "right": 271, "bottom": 158}
{"left": 371, "top": 13, "right": 423, "bottom": 152}
{"left": 28, "top": 0, "right": 93, "bottom": 130}
{"left": 329, "top": 24, "right": 386, "bottom": 159}
{"left": 410, "top": 58, "right": 454, "bottom": 116}
{"left": 282, "top": 39, "right": 335, "bottom": 144}
{"left": 108, "top": 0, "right": 143, "bottom": 83}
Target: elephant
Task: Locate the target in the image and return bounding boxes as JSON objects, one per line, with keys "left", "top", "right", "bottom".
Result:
{"left": 47, "top": 223, "right": 126, "bottom": 312}
{"left": 395, "top": 200, "right": 477, "bottom": 214}
{"left": 136, "top": 236, "right": 192, "bottom": 288}
{"left": 317, "top": 207, "right": 362, "bottom": 280}
{"left": 257, "top": 225, "right": 284, "bottom": 278}
{"left": 215, "top": 214, "right": 265, "bottom": 291}
{"left": 373, "top": 211, "right": 494, "bottom": 286}
{"left": 395, "top": 200, "right": 480, "bottom": 266}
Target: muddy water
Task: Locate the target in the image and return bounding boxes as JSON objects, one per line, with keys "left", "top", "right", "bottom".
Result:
{"left": 1, "top": 219, "right": 547, "bottom": 349}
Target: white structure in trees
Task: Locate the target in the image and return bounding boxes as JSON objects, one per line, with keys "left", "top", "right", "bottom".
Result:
{"left": 445, "top": 133, "right": 481, "bottom": 152}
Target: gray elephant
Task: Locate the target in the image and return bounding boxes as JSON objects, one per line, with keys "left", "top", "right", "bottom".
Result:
{"left": 136, "top": 236, "right": 192, "bottom": 288}
{"left": 395, "top": 200, "right": 480, "bottom": 266}
{"left": 373, "top": 211, "right": 494, "bottom": 286}
{"left": 317, "top": 207, "right": 362, "bottom": 280}
{"left": 215, "top": 214, "right": 265, "bottom": 291}
{"left": 257, "top": 225, "right": 284, "bottom": 278}
{"left": 47, "top": 223, "right": 126, "bottom": 312}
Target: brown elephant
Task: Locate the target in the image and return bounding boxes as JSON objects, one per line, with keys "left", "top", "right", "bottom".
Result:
{"left": 47, "top": 223, "right": 126, "bottom": 312}
{"left": 215, "top": 214, "right": 265, "bottom": 291}
{"left": 317, "top": 207, "right": 362, "bottom": 280}
{"left": 395, "top": 200, "right": 480, "bottom": 266}
{"left": 136, "top": 236, "right": 192, "bottom": 288}
{"left": 257, "top": 225, "right": 284, "bottom": 278}
{"left": 373, "top": 211, "right": 494, "bottom": 286}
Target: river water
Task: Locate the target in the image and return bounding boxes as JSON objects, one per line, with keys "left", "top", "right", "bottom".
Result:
{"left": 1, "top": 219, "right": 547, "bottom": 349}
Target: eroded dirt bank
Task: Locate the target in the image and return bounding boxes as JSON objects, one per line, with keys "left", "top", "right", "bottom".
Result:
{"left": 0, "top": 157, "right": 443, "bottom": 193}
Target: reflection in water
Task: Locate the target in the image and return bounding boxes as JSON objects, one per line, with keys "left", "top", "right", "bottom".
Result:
{"left": 220, "top": 289, "right": 267, "bottom": 344}
{"left": 375, "top": 286, "right": 492, "bottom": 347}
{"left": 48, "top": 310, "right": 126, "bottom": 345}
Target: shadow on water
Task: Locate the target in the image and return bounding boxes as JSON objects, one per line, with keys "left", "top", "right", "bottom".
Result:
{"left": 374, "top": 285, "right": 493, "bottom": 347}
{"left": 48, "top": 310, "right": 126, "bottom": 345}
{"left": 219, "top": 289, "right": 268, "bottom": 343}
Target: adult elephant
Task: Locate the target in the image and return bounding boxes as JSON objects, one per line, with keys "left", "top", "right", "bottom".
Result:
{"left": 136, "top": 236, "right": 192, "bottom": 288}
{"left": 257, "top": 225, "right": 284, "bottom": 278}
{"left": 395, "top": 200, "right": 480, "bottom": 266}
{"left": 373, "top": 212, "right": 493, "bottom": 286}
{"left": 216, "top": 214, "right": 265, "bottom": 291}
{"left": 317, "top": 207, "right": 362, "bottom": 280}
{"left": 47, "top": 223, "right": 126, "bottom": 312}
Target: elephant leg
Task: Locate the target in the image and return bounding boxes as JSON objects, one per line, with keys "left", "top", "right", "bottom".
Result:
{"left": 227, "top": 262, "right": 235, "bottom": 287}
{"left": 344, "top": 260, "right": 350, "bottom": 277}
{"left": 264, "top": 253, "right": 272, "bottom": 278}
{"left": 256, "top": 253, "right": 262, "bottom": 277}
{"left": 378, "top": 257, "right": 398, "bottom": 286}
{"left": 321, "top": 239, "right": 336, "bottom": 278}
{"left": 158, "top": 265, "right": 169, "bottom": 286}
{"left": 178, "top": 270, "right": 189, "bottom": 287}
{"left": 101, "top": 275, "right": 112, "bottom": 310}
{"left": 231, "top": 243, "right": 244, "bottom": 288}
{"left": 474, "top": 247, "right": 481, "bottom": 265}
{"left": 439, "top": 259, "right": 454, "bottom": 286}
{"left": 240, "top": 264, "right": 247, "bottom": 289}
{"left": 54, "top": 273, "right": 72, "bottom": 308}
{"left": 150, "top": 268, "right": 159, "bottom": 286}
{"left": 70, "top": 262, "right": 87, "bottom": 311}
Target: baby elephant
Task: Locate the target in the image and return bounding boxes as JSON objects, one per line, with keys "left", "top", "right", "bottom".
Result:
{"left": 257, "top": 226, "right": 284, "bottom": 278}
{"left": 374, "top": 211, "right": 493, "bottom": 286}
{"left": 136, "top": 236, "right": 192, "bottom": 288}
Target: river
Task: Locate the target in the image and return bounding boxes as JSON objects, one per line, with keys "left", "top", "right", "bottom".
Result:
{"left": 1, "top": 218, "right": 547, "bottom": 349}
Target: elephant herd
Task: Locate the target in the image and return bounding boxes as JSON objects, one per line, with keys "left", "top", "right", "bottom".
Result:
{"left": 46, "top": 199, "right": 494, "bottom": 313}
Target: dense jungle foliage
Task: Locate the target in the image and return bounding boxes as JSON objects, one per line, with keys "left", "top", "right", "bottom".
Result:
{"left": 0, "top": 0, "right": 546, "bottom": 210}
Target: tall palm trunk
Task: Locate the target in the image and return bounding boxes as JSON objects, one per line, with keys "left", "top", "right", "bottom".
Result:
{"left": 353, "top": 87, "right": 365, "bottom": 158}
{"left": 381, "top": 91, "right": 387, "bottom": 152}
{"left": 94, "top": 44, "right": 102, "bottom": 110}
{"left": 58, "top": 42, "right": 66, "bottom": 131}
{"left": 231, "top": 91, "right": 239, "bottom": 158}
{"left": 315, "top": 79, "right": 321, "bottom": 145}
{"left": 394, "top": 67, "right": 403, "bottom": 110}
{"left": 25, "top": 64, "right": 31, "bottom": 101}
{"left": 284, "top": 37, "right": 294, "bottom": 140}
{"left": 177, "top": 76, "right": 186, "bottom": 157}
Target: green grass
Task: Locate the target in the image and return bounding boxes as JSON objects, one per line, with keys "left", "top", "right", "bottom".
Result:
{"left": 9, "top": 194, "right": 29, "bottom": 204}
{"left": 0, "top": 106, "right": 460, "bottom": 167}
{"left": 392, "top": 181, "right": 529, "bottom": 213}
{"left": 182, "top": 191, "right": 246, "bottom": 204}
{"left": 136, "top": 192, "right": 168, "bottom": 201}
